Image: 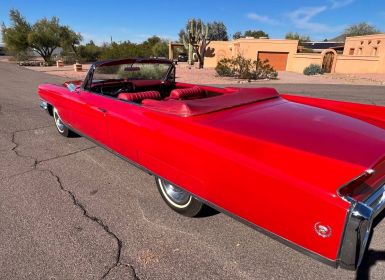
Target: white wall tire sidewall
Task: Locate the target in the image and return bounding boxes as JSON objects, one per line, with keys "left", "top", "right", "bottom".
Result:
{"left": 53, "top": 107, "right": 65, "bottom": 133}
{"left": 158, "top": 178, "right": 192, "bottom": 209}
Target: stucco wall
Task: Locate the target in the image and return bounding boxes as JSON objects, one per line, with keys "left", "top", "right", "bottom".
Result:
{"left": 204, "top": 39, "right": 299, "bottom": 68}
{"left": 343, "top": 34, "right": 385, "bottom": 57}
{"left": 204, "top": 41, "right": 232, "bottom": 68}
{"left": 288, "top": 54, "right": 383, "bottom": 74}
{"left": 233, "top": 39, "right": 298, "bottom": 57}
{"left": 335, "top": 55, "right": 381, "bottom": 73}
{"left": 287, "top": 53, "right": 323, "bottom": 73}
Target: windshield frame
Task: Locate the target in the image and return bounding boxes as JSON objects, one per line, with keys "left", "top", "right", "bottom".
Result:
{"left": 81, "top": 58, "right": 174, "bottom": 91}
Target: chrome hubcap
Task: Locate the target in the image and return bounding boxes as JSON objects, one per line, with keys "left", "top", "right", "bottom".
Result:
{"left": 159, "top": 179, "right": 191, "bottom": 207}
{"left": 53, "top": 109, "right": 65, "bottom": 133}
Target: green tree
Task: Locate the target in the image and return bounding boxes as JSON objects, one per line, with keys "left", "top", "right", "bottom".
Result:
{"left": 152, "top": 40, "right": 169, "bottom": 57}
{"left": 344, "top": 22, "right": 380, "bottom": 37}
{"left": 1, "top": 9, "right": 31, "bottom": 60}
{"left": 285, "top": 32, "right": 311, "bottom": 44}
{"left": 244, "top": 30, "right": 269, "bottom": 38}
{"left": 99, "top": 41, "right": 147, "bottom": 60}
{"left": 141, "top": 35, "right": 169, "bottom": 57}
{"left": 142, "top": 35, "right": 161, "bottom": 47}
{"left": 60, "top": 26, "right": 83, "bottom": 58}
{"left": 232, "top": 31, "right": 242, "bottom": 40}
{"left": 78, "top": 40, "right": 102, "bottom": 62}
{"left": 232, "top": 30, "right": 269, "bottom": 40}
{"left": 2, "top": 9, "right": 82, "bottom": 63}
{"left": 27, "top": 17, "right": 64, "bottom": 63}
{"left": 207, "top": 21, "right": 228, "bottom": 41}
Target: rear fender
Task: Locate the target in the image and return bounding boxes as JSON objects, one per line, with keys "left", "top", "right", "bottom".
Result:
{"left": 282, "top": 94, "right": 385, "bottom": 130}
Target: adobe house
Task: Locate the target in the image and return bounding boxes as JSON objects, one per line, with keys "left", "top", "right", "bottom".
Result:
{"left": 336, "top": 34, "right": 385, "bottom": 73}
{"left": 288, "top": 34, "right": 385, "bottom": 74}
{"left": 169, "top": 38, "right": 299, "bottom": 71}
{"left": 169, "top": 33, "right": 385, "bottom": 74}
{"left": 168, "top": 38, "right": 298, "bottom": 71}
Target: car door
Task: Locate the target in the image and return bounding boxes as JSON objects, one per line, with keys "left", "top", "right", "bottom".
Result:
{"left": 106, "top": 100, "right": 147, "bottom": 162}
{"left": 68, "top": 89, "right": 114, "bottom": 145}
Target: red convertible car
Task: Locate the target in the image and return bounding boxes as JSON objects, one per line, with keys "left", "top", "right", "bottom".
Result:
{"left": 38, "top": 58, "right": 385, "bottom": 270}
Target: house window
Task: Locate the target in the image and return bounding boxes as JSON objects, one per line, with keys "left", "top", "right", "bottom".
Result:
{"left": 378, "top": 40, "right": 381, "bottom": 44}
{"left": 360, "top": 41, "right": 364, "bottom": 45}
{"left": 368, "top": 40, "right": 372, "bottom": 45}
{"left": 372, "top": 47, "right": 378, "bottom": 56}
{"left": 349, "top": 48, "right": 355, "bottom": 55}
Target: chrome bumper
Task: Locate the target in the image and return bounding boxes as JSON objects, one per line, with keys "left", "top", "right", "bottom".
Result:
{"left": 338, "top": 184, "right": 385, "bottom": 270}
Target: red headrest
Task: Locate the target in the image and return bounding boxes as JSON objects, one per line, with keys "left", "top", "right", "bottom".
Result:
{"left": 118, "top": 91, "right": 160, "bottom": 102}
{"left": 169, "top": 87, "right": 205, "bottom": 100}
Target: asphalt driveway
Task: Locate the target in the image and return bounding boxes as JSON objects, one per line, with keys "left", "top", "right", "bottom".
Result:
{"left": 0, "top": 61, "right": 384, "bottom": 279}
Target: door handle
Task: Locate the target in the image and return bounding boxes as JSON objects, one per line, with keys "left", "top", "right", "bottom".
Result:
{"left": 97, "top": 107, "right": 107, "bottom": 113}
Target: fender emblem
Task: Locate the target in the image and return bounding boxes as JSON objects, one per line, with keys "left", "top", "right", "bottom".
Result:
{"left": 314, "top": 222, "right": 332, "bottom": 238}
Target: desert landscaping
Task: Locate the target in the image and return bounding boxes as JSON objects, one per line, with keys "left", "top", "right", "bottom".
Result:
{"left": 1, "top": 56, "right": 383, "bottom": 86}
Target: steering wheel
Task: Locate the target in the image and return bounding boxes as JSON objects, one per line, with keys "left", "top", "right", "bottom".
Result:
{"left": 114, "top": 82, "right": 135, "bottom": 96}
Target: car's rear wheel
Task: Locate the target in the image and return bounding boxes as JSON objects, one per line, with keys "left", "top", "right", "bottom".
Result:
{"left": 53, "top": 107, "right": 74, "bottom": 137}
{"left": 156, "top": 177, "right": 206, "bottom": 217}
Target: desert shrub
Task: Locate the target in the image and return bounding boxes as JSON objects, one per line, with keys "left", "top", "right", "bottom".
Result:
{"left": 215, "top": 55, "right": 278, "bottom": 80}
{"left": 303, "top": 64, "right": 324, "bottom": 75}
{"left": 13, "top": 50, "right": 30, "bottom": 62}
{"left": 99, "top": 41, "right": 144, "bottom": 60}
{"left": 252, "top": 59, "right": 278, "bottom": 79}
{"left": 78, "top": 41, "right": 102, "bottom": 62}
{"left": 215, "top": 58, "right": 234, "bottom": 77}
{"left": 231, "top": 55, "right": 254, "bottom": 79}
{"left": 117, "top": 64, "right": 168, "bottom": 80}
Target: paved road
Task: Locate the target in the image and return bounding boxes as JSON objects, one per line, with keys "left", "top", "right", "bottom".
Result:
{"left": 1, "top": 61, "right": 384, "bottom": 280}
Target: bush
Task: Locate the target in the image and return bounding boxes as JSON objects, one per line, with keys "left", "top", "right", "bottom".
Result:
{"left": 117, "top": 64, "right": 167, "bottom": 80}
{"left": 215, "top": 55, "right": 278, "bottom": 80}
{"left": 303, "top": 64, "right": 324, "bottom": 75}
{"left": 215, "top": 58, "right": 234, "bottom": 77}
{"left": 78, "top": 41, "right": 102, "bottom": 62}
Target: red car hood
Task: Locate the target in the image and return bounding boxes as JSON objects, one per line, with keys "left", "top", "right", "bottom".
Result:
{"left": 196, "top": 98, "right": 385, "bottom": 199}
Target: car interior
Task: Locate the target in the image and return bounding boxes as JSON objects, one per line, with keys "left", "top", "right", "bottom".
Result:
{"left": 64, "top": 77, "right": 280, "bottom": 117}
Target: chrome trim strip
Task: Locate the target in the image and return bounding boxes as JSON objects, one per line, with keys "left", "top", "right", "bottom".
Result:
{"left": 336, "top": 169, "right": 375, "bottom": 201}
{"left": 365, "top": 185, "right": 385, "bottom": 218}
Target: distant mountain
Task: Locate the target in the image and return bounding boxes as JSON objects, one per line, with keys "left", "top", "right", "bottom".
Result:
{"left": 329, "top": 34, "right": 346, "bottom": 42}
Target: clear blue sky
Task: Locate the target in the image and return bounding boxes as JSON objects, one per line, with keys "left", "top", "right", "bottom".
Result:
{"left": 1, "top": 0, "right": 384, "bottom": 44}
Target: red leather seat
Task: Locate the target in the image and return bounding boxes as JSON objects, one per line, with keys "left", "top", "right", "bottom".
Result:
{"left": 169, "top": 87, "right": 205, "bottom": 100}
{"left": 118, "top": 91, "right": 160, "bottom": 102}
{"left": 142, "top": 87, "right": 279, "bottom": 116}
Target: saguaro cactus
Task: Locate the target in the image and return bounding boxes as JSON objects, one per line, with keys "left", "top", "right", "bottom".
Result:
{"left": 182, "top": 19, "right": 211, "bottom": 68}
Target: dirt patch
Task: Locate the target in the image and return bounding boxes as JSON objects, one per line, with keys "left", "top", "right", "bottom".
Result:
{"left": 25, "top": 64, "right": 91, "bottom": 80}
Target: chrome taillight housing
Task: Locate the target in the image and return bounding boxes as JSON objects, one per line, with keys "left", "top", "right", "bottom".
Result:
{"left": 338, "top": 184, "right": 385, "bottom": 270}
